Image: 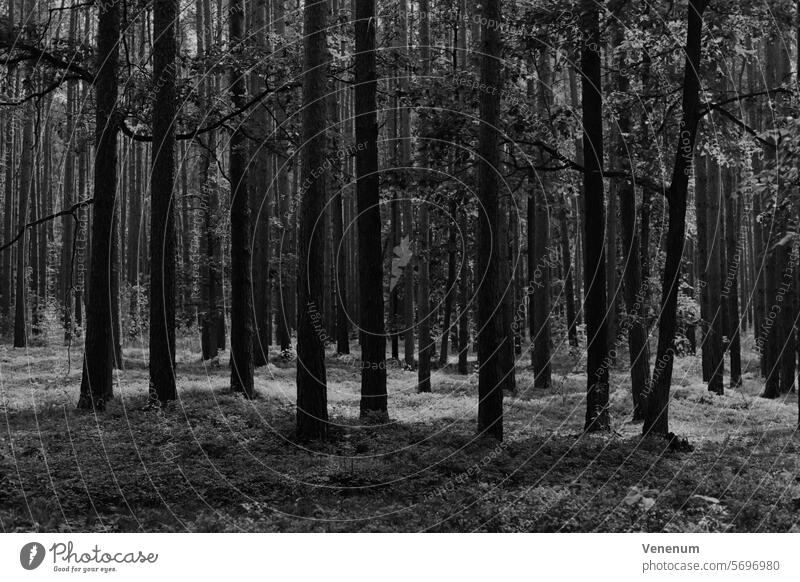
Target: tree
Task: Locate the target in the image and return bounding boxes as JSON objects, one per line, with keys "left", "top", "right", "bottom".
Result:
{"left": 228, "top": 0, "right": 255, "bottom": 398}
{"left": 416, "top": 0, "right": 432, "bottom": 393}
{"left": 355, "top": 0, "right": 388, "bottom": 414}
{"left": 476, "top": 0, "right": 508, "bottom": 440}
{"left": 78, "top": 0, "right": 121, "bottom": 410}
{"left": 642, "top": 0, "right": 709, "bottom": 437}
{"left": 149, "top": 0, "right": 178, "bottom": 404}
{"left": 531, "top": 44, "right": 552, "bottom": 389}
{"left": 581, "top": 0, "right": 611, "bottom": 432}
{"left": 296, "top": 0, "right": 329, "bottom": 439}
{"left": 613, "top": 24, "right": 649, "bottom": 419}
{"left": 723, "top": 167, "right": 743, "bottom": 388}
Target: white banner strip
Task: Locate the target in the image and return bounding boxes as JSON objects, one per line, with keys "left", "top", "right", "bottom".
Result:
{"left": 2, "top": 533, "right": 799, "bottom": 581}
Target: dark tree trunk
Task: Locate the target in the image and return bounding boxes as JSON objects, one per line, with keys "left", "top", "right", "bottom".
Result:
{"left": 779, "top": 243, "right": 797, "bottom": 394}
{"left": 723, "top": 168, "right": 742, "bottom": 388}
{"left": 643, "top": 0, "right": 708, "bottom": 437}
{"left": 228, "top": 0, "right": 255, "bottom": 398}
{"left": 149, "top": 0, "right": 178, "bottom": 403}
{"left": 296, "top": 0, "right": 329, "bottom": 439}
{"left": 475, "top": 0, "right": 507, "bottom": 440}
{"left": 694, "top": 148, "right": 711, "bottom": 382}
{"left": 13, "top": 96, "right": 33, "bottom": 348}
{"left": 439, "top": 200, "right": 458, "bottom": 366}
{"left": 705, "top": 158, "right": 724, "bottom": 395}
{"left": 355, "top": 0, "right": 388, "bottom": 412}
{"left": 250, "top": 0, "right": 272, "bottom": 368}
{"left": 581, "top": 0, "right": 610, "bottom": 432}
{"left": 78, "top": 0, "right": 120, "bottom": 410}
{"left": 559, "top": 206, "right": 578, "bottom": 347}
{"left": 613, "top": 26, "right": 650, "bottom": 421}
{"left": 457, "top": 206, "right": 470, "bottom": 374}
{"left": 416, "top": 0, "right": 433, "bottom": 393}
{"left": 1, "top": 87, "right": 14, "bottom": 319}
{"left": 531, "top": 44, "right": 551, "bottom": 388}
{"left": 61, "top": 82, "right": 75, "bottom": 341}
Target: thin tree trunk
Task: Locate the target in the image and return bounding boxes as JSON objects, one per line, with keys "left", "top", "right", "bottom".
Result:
{"left": 228, "top": 0, "right": 255, "bottom": 398}
{"left": 439, "top": 199, "right": 458, "bottom": 366}
{"left": 705, "top": 157, "right": 724, "bottom": 395}
{"left": 723, "top": 167, "right": 742, "bottom": 388}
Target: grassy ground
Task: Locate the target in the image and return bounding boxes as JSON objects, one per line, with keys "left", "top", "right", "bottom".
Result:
{"left": 1, "top": 334, "right": 799, "bottom": 532}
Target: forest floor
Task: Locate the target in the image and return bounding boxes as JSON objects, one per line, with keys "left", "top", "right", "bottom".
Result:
{"left": 1, "top": 333, "right": 799, "bottom": 532}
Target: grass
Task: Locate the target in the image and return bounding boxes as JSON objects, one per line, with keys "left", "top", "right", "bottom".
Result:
{"left": 1, "top": 333, "right": 799, "bottom": 532}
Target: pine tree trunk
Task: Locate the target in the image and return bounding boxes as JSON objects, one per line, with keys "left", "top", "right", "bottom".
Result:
{"left": 581, "top": 0, "right": 610, "bottom": 432}
{"left": 530, "top": 45, "right": 552, "bottom": 388}
{"left": 13, "top": 95, "right": 34, "bottom": 347}
{"left": 296, "top": 0, "right": 329, "bottom": 438}
{"left": 1, "top": 83, "right": 14, "bottom": 319}
{"left": 274, "top": 0, "right": 293, "bottom": 355}
{"left": 643, "top": 0, "right": 708, "bottom": 436}
{"left": 355, "top": 0, "right": 389, "bottom": 412}
{"left": 439, "top": 199, "right": 458, "bottom": 366}
{"left": 149, "top": 0, "right": 178, "bottom": 403}
{"left": 78, "top": 0, "right": 120, "bottom": 410}
{"left": 723, "top": 168, "right": 742, "bottom": 388}
{"left": 250, "top": 0, "right": 272, "bottom": 368}
{"left": 613, "top": 26, "right": 650, "bottom": 420}
{"left": 558, "top": 207, "right": 578, "bottom": 347}
{"left": 475, "top": 0, "right": 506, "bottom": 440}
{"left": 705, "top": 158, "right": 724, "bottom": 395}
{"left": 457, "top": 206, "right": 470, "bottom": 374}
{"left": 228, "top": 0, "right": 255, "bottom": 398}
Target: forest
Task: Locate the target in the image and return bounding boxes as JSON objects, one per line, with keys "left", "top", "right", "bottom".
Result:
{"left": 1, "top": 0, "right": 800, "bottom": 533}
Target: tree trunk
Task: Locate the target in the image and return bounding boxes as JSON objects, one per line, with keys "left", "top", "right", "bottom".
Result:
{"left": 705, "top": 157, "right": 724, "bottom": 395}
{"left": 149, "top": 0, "right": 178, "bottom": 403}
{"left": 723, "top": 167, "right": 742, "bottom": 388}
{"left": 439, "top": 199, "right": 458, "bottom": 366}
{"left": 296, "top": 0, "right": 329, "bottom": 438}
{"left": 613, "top": 26, "right": 650, "bottom": 420}
{"left": 475, "top": 0, "right": 507, "bottom": 440}
{"left": 581, "top": 0, "right": 610, "bottom": 432}
{"left": 228, "top": 0, "right": 255, "bottom": 398}
{"left": 355, "top": 0, "right": 389, "bottom": 412}
{"left": 531, "top": 45, "right": 552, "bottom": 388}
{"left": 643, "top": 0, "right": 708, "bottom": 437}
{"left": 78, "top": 0, "right": 120, "bottom": 410}
{"left": 560, "top": 206, "right": 578, "bottom": 347}
{"left": 457, "top": 206, "right": 470, "bottom": 374}
{"left": 250, "top": 0, "right": 272, "bottom": 368}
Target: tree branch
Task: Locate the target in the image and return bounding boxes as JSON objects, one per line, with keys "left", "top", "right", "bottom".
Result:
{"left": 0, "top": 198, "right": 94, "bottom": 254}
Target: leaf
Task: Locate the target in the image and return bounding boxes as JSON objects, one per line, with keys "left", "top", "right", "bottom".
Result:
{"left": 691, "top": 494, "right": 720, "bottom": 504}
{"left": 641, "top": 497, "right": 656, "bottom": 511}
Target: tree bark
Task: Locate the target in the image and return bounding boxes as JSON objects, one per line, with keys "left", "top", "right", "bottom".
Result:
{"left": 643, "top": 0, "right": 708, "bottom": 437}
{"left": 475, "top": 0, "right": 507, "bottom": 440}
{"left": 149, "top": 0, "right": 178, "bottom": 403}
{"left": 78, "top": 0, "right": 121, "bottom": 410}
{"left": 296, "top": 0, "right": 330, "bottom": 439}
{"left": 228, "top": 0, "right": 255, "bottom": 398}
{"left": 581, "top": 0, "right": 610, "bottom": 432}
{"left": 355, "top": 0, "right": 389, "bottom": 412}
